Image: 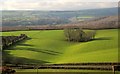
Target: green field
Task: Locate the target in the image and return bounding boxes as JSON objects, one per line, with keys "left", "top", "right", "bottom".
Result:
{"left": 2, "top": 29, "right": 118, "bottom": 64}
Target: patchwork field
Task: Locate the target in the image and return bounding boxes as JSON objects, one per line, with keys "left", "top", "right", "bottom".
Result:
{"left": 2, "top": 29, "right": 118, "bottom": 64}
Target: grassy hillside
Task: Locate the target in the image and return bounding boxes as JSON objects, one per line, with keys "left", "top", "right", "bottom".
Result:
{"left": 2, "top": 29, "right": 118, "bottom": 64}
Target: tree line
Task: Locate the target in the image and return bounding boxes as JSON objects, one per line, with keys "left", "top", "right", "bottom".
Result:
{"left": 2, "top": 34, "right": 28, "bottom": 49}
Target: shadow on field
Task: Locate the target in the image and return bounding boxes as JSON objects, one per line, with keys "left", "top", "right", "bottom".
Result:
{"left": 23, "top": 48, "right": 62, "bottom": 55}
{"left": 6, "top": 37, "right": 33, "bottom": 50}
{"left": 64, "top": 37, "right": 113, "bottom": 43}
{"left": 18, "top": 44, "right": 34, "bottom": 47}
{"left": 80, "top": 37, "right": 113, "bottom": 43}
{"left": 92, "top": 37, "right": 112, "bottom": 41}
{"left": 44, "top": 49, "right": 62, "bottom": 54}
{"left": 2, "top": 51, "right": 50, "bottom": 65}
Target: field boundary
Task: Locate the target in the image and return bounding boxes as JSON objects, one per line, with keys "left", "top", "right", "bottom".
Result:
{"left": 4, "top": 63, "right": 120, "bottom": 71}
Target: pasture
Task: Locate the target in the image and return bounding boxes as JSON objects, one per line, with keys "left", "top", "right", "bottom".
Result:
{"left": 2, "top": 29, "right": 118, "bottom": 64}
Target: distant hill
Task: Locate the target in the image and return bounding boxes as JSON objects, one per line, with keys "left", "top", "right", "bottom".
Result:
{"left": 1, "top": 15, "right": 119, "bottom": 31}
{"left": 2, "top": 7, "right": 118, "bottom": 27}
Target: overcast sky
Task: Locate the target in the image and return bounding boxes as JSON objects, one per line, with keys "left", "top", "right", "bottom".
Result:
{"left": 0, "top": 0, "right": 119, "bottom": 10}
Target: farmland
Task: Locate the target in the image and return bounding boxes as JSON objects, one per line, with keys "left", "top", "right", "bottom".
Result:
{"left": 2, "top": 29, "right": 118, "bottom": 64}
{"left": 2, "top": 7, "right": 117, "bottom": 27}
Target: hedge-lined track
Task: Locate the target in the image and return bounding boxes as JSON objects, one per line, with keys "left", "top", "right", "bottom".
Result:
{"left": 6, "top": 63, "right": 120, "bottom": 71}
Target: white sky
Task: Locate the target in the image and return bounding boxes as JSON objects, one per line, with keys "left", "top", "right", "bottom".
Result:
{"left": 0, "top": 0, "right": 119, "bottom": 10}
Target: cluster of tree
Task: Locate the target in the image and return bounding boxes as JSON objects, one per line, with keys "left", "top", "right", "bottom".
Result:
{"left": 2, "top": 34, "right": 28, "bottom": 49}
{"left": 64, "top": 28, "right": 96, "bottom": 42}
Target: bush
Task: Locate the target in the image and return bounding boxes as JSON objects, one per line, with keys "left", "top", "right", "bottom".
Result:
{"left": 64, "top": 28, "right": 96, "bottom": 42}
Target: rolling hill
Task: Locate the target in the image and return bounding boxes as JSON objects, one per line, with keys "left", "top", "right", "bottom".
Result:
{"left": 2, "top": 29, "right": 118, "bottom": 64}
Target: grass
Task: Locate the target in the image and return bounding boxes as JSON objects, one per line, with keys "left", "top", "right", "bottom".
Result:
{"left": 2, "top": 29, "right": 118, "bottom": 64}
